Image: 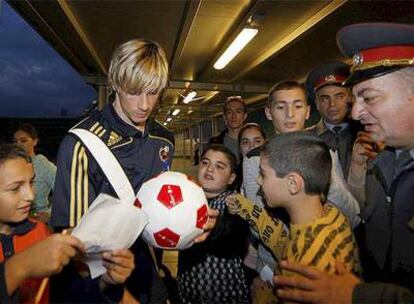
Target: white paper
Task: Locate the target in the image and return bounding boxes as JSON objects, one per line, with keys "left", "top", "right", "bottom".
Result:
{"left": 260, "top": 265, "right": 274, "bottom": 286}
{"left": 328, "top": 150, "right": 361, "bottom": 228}
{"left": 72, "top": 193, "right": 148, "bottom": 278}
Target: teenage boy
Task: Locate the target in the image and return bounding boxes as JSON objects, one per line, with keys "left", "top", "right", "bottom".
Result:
{"left": 209, "top": 96, "right": 248, "bottom": 164}
{"left": 228, "top": 132, "right": 359, "bottom": 302}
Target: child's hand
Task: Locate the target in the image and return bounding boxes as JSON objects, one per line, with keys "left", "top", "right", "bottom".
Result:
{"left": 5, "top": 233, "right": 85, "bottom": 296}
{"left": 193, "top": 207, "right": 219, "bottom": 243}
{"left": 100, "top": 249, "right": 134, "bottom": 288}
{"left": 226, "top": 193, "right": 242, "bottom": 215}
{"left": 30, "top": 234, "right": 85, "bottom": 276}
{"left": 22, "top": 233, "right": 85, "bottom": 277}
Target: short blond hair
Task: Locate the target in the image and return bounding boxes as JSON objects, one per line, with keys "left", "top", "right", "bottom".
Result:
{"left": 108, "top": 39, "right": 169, "bottom": 94}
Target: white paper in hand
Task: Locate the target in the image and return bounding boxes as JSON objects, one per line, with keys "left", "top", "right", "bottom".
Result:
{"left": 72, "top": 193, "right": 148, "bottom": 278}
{"left": 328, "top": 150, "right": 361, "bottom": 228}
{"left": 260, "top": 265, "right": 274, "bottom": 286}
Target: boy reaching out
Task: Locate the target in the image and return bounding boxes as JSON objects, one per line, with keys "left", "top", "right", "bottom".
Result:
{"left": 227, "top": 132, "right": 359, "bottom": 302}
{"left": 178, "top": 144, "right": 250, "bottom": 304}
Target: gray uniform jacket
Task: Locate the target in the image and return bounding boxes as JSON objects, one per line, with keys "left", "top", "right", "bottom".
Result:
{"left": 354, "top": 148, "right": 414, "bottom": 303}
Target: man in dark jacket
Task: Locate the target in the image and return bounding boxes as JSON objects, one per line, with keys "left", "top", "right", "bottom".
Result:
{"left": 50, "top": 38, "right": 217, "bottom": 303}
{"left": 274, "top": 22, "right": 414, "bottom": 304}
{"left": 209, "top": 96, "right": 247, "bottom": 164}
{"left": 306, "top": 61, "right": 359, "bottom": 179}
{"left": 50, "top": 38, "right": 173, "bottom": 304}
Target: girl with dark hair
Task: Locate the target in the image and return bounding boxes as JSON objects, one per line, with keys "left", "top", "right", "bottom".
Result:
{"left": 14, "top": 123, "right": 56, "bottom": 222}
{"left": 238, "top": 123, "right": 266, "bottom": 156}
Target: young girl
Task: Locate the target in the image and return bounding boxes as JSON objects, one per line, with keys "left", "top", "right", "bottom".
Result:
{"left": 177, "top": 144, "right": 250, "bottom": 304}
{"left": 238, "top": 123, "right": 267, "bottom": 291}
{"left": 238, "top": 123, "right": 266, "bottom": 156}
{"left": 0, "top": 142, "right": 51, "bottom": 303}
{"left": 0, "top": 143, "right": 134, "bottom": 303}
{"left": 14, "top": 123, "right": 56, "bottom": 222}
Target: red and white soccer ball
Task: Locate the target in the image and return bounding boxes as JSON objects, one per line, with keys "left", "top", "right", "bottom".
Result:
{"left": 135, "top": 171, "right": 209, "bottom": 250}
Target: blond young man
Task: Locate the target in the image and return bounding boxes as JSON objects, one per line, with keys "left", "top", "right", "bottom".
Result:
{"left": 51, "top": 39, "right": 217, "bottom": 303}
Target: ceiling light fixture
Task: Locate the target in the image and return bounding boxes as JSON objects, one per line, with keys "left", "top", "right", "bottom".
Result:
{"left": 166, "top": 117, "right": 172, "bottom": 122}
{"left": 183, "top": 91, "right": 197, "bottom": 104}
{"left": 163, "top": 122, "right": 168, "bottom": 126}
{"left": 214, "top": 27, "right": 258, "bottom": 70}
{"left": 172, "top": 109, "right": 180, "bottom": 116}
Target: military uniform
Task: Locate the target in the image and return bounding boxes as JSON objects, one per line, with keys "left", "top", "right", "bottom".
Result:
{"left": 337, "top": 22, "right": 414, "bottom": 303}
{"left": 359, "top": 149, "right": 414, "bottom": 288}
{"left": 51, "top": 102, "right": 174, "bottom": 303}
{"left": 306, "top": 61, "right": 359, "bottom": 178}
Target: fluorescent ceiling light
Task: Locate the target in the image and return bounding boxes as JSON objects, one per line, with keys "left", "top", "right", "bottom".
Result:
{"left": 214, "top": 28, "right": 258, "bottom": 70}
{"left": 166, "top": 117, "right": 172, "bottom": 122}
{"left": 172, "top": 109, "right": 180, "bottom": 116}
{"left": 183, "top": 91, "right": 197, "bottom": 104}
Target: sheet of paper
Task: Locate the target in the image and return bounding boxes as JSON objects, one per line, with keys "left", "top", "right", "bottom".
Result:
{"left": 72, "top": 193, "right": 148, "bottom": 278}
{"left": 260, "top": 265, "right": 274, "bottom": 286}
{"left": 328, "top": 149, "right": 361, "bottom": 228}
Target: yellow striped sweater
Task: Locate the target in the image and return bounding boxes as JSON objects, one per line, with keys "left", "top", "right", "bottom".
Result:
{"left": 233, "top": 193, "right": 360, "bottom": 276}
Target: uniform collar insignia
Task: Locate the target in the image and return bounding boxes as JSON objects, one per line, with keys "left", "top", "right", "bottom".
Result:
{"left": 324, "top": 74, "right": 337, "bottom": 82}
{"left": 353, "top": 52, "right": 363, "bottom": 66}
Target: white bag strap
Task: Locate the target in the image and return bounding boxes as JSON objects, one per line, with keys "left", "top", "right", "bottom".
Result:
{"left": 69, "top": 128, "right": 135, "bottom": 204}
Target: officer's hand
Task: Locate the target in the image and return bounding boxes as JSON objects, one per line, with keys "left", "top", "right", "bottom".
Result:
{"left": 274, "top": 260, "right": 360, "bottom": 304}
{"left": 352, "top": 131, "right": 384, "bottom": 165}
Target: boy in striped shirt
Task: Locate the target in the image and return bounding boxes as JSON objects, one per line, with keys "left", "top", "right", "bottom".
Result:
{"left": 227, "top": 132, "right": 359, "bottom": 303}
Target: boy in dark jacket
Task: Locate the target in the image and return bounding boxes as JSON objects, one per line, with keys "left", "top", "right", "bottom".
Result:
{"left": 178, "top": 144, "right": 250, "bottom": 304}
